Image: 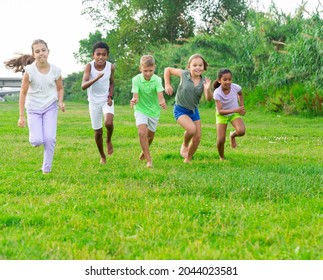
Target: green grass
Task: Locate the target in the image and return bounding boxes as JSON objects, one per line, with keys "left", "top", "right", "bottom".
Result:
{"left": 0, "top": 102, "right": 322, "bottom": 260}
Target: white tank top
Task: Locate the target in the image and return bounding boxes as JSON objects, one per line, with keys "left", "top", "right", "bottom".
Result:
{"left": 87, "top": 60, "right": 112, "bottom": 104}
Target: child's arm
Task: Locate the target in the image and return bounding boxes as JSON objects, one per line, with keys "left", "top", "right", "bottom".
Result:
{"left": 237, "top": 91, "right": 245, "bottom": 115}
{"left": 157, "top": 91, "right": 167, "bottom": 109}
{"left": 18, "top": 73, "right": 30, "bottom": 127}
{"left": 107, "top": 64, "right": 115, "bottom": 106}
{"left": 164, "top": 67, "right": 182, "bottom": 95}
{"left": 216, "top": 100, "right": 245, "bottom": 116}
{"left": 130, "top": 93, "right": 139, "bottom": 108}
{"left": 203, "top": 77, "right": 213, "bottom": 101}
{"left": 238, "top": 90, "right": 244, "bottom": 106}
{"left": 81, "top": 63, "right": 103, "bottom": 90}
{"left": 56, "top": 76, "right": 65, "bottom": 112}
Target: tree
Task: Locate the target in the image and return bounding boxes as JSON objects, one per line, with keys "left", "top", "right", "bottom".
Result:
{"left": 191, "top": 0, "right": 249, "bottom": 33}
{"left": 81, "top": 0, "right": 195, "bottom": 48}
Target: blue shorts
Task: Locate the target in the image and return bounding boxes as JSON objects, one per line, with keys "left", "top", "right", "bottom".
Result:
{"left": 174, "top": 104, "right": 200, "bottom": 121}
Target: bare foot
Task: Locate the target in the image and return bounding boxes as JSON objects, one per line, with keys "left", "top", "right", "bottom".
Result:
{"left": 100, "top": 157, "right": 107, "bottom": 164}
{"left": 230, "top": 132, "right": 237, "bottom": 148}
{"left": 183, "top": 158, "right": 192, "bottom": 164}
{"left": 139, "top": 151, "right": 145, "bottom": 160}
{"left": 107, "top": 141, "right": 113, "bottom": 155}
{"left": 180, "top": 144, "right": 188, "bottom": 158}
{"left": 219, "top": 156, "right": 225, "bottom": 161}
{"left": 146, "top": 161, "right": 153, "bottom": 168}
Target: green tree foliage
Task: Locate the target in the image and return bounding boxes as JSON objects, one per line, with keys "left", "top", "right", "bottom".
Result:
{"left": 191, "top": 0, "right": 249, "bottom": 32}
{"left": 64, "top": 0, "right": 322, "bottom": 115}
{"left": 63, "top": 72, "right": 86, "bottom": 102}
{"left": 73, "top": 31, "right": 107, "bottom": 65}
{"left": 81, "top": 0, "right": 195, "bottom": 47}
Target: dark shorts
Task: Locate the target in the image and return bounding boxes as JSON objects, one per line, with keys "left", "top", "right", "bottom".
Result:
{"left": 174, "top": 104, "right": 200, "bottom": 121}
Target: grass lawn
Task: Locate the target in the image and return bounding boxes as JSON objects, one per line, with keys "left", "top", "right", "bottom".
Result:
{"left": 0, "top": 102, "right": 322, "bottom": 260}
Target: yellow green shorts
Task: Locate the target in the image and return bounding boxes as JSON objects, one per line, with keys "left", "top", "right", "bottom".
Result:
{"left": 216, "top": 112, "right": 241, "bottom": 124}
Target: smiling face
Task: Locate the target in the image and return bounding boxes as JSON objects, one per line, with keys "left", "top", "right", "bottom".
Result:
{"left": 218, "top": 72, "right": 232, "bottom": 91}
{"left": 188, "top": 57, "right": 205, "bottom": 77}
{"left": 93, "top": 48, "right": 108, "bottom": 67}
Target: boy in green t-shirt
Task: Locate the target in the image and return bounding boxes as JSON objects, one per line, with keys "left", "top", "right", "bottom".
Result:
{"left": 130, "top": 55, "right": 167, "bottom": 168}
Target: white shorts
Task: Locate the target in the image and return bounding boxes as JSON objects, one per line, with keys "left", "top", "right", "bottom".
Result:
{"left": 134, "top": 111, "right": 159, "bottom": 132}
{"left": 89, "top": 101, "right": 114, "bottom": 130}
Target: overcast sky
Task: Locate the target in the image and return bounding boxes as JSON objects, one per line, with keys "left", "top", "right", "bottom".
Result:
{"left": 0, "top": 0, "right": 321, "bottom": 78}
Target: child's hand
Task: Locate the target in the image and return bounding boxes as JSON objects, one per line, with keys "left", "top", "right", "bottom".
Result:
{"left": 165, "top": 85, "right": 173, "bottom": 95}
{"left": 237, "top": 106, "right": 246, "bottom": 116}
{"left": 107, "top": 96, "right": 113, "bottom": 106}
{"left": 159, "top": 99, "right": 167, "bottom": 109}
{"left": 58, "top": 101, "right": 65, "bottom": 112}
{"left": 203, "top": 77, "right": 211, "bottom": 90}
{"left": 130, "top": 97, "right": 138, "bottom": 108}
{"left": 18, "top": 117, "right": 26, "bottom": 128}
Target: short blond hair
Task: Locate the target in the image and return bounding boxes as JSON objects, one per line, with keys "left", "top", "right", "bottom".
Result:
{"left": 140, "top": 55, "right": 155, "bottom": 67}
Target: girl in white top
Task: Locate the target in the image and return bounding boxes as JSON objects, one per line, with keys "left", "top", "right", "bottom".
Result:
{"left": 213, "top": 68, "right": 246, "bottom": 160}
{"left": 5, "top": 39, "right": 65, "bottom": 174}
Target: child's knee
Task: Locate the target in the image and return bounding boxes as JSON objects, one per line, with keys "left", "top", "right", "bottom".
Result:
{"left": 236, "top": 128, "right": 245, "bottom": 136}
{"left": 30, "top": 139, "right": 43, "bottom": 147}
{"left": 186, "top": 127, "right": 197, "bottom": 137}
{"left": 138, "top": 129, "right": 147, "bottom": 138}
{"left": 105, "top": 120, "right": 113, "bottom": 129}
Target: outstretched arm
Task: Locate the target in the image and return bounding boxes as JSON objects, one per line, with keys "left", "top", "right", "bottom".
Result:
{"left": 164, "top": 67, "right": 182, "bottom": 95}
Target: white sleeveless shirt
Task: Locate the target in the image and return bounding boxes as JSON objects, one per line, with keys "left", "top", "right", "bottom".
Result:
{"left": 25, "top": 62, "right": 61, "bottom": 110}
{"left": 87, "top": 60, "right": 112, "bottom": 104}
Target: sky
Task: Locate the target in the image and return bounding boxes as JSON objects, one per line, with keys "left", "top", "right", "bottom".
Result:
{"left": 0, "top": 0, "right": 321, "bottom": 78}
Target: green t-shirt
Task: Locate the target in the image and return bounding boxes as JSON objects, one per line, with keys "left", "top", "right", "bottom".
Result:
{"left": 131, "top": 73, "right": 164, "bottom": 117}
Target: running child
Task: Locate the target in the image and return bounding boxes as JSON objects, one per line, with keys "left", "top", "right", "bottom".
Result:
{"left": 213, "top": 68, "right": 246, "bottom": 160}
{"left": 130, "top": 55, "right": 167, "bottom": 168}
{"left": 164, "top": 54, "right": 212, "bottom": 163}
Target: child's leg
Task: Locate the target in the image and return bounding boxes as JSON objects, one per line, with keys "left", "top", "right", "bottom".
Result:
{"left": 216, "top": 123, "right": 227, "bottom": 160}
{"left": 103, "top": 102, "right": 114, "bottom": 155}
{"left": 94, "top": 128, "right": 106, "bottom": 164}
{"left": 185, "top": 120, "right": 201, "bottom": 163}
{"left": 41, "top": 102, "right": 58, "bottom": 173}
{"left": 140, "top": 130, "right": 155, "bottom": 160}
{"left": 89, "top": 102, "right": 106, "bottom": 163}
{"left": 27, "top": 110, "right": 44, "bottom": 147}
{"left": 230, "top": 118, "right": 245, "bottom": 148}
{"left": 177, "top": 115, "right": 196, "bottom": 158}
{"left": 137, "top": 124, "right": 152, "bottom": 167}
{"left": 104, "top": 112, "right": 114, "bottom": 155}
